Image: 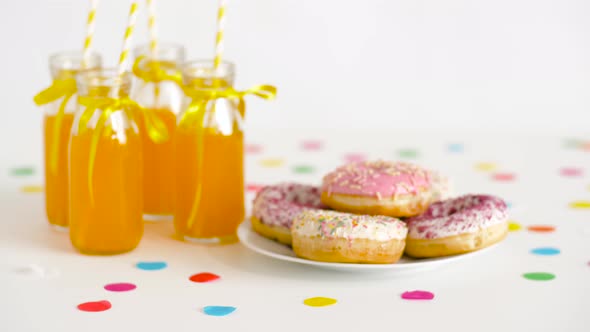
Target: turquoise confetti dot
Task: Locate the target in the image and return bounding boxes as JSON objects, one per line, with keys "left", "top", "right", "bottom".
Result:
{"left": 136, "top": 261, "right": 167, "bottom": 271}
{"left": 203, "top": 306, "right": 236, "bottom": 316}
{"left": 530, "top": 247, "right": 560, "bottom": 256}
{"left": 448, "top": 143, "right": 463, "bottom": 153}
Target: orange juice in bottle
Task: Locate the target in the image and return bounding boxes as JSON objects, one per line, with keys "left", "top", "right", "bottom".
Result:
{"left": 132, "top": 43, "right": 185, "bottom": 221}
{"left": 69, "top": 69, "right": 143, "bottom": 255}
{"left": 35, "top": 52, "right": 102, "bottom": 230}
{"left": 174, "top": 60, "right": 244, "bottom": 243}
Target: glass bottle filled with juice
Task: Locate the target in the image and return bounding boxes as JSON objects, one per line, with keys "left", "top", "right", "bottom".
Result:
{"left": 40, "top": 52, "right": 101, "bottom": 230}
{"left": 132, "top": 43, "right": 185, "bottom": 221}
{"left": 174, "top": 60, "right": 244, "bottom": 244}
{"left": 69, "top": 69, "right": 143, "bottom": 255}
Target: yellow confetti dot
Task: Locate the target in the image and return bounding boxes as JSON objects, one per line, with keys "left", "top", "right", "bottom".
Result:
{"left": 303, "top": 297, "right": 337, "bottom": 307}
{"left": 21, "top": 185, "right": 44, "bottom": 193}
{"left": 475, "top": 162, "right": 497, "bottom": 172}
{"left": 259, "top": 158, "right": 284, "bottom": 168}
{"left": 570, "top": 201, "right": 590, "bottom": 209}
{"left": 508, "top": 221, "right": 521, "bottom": 231}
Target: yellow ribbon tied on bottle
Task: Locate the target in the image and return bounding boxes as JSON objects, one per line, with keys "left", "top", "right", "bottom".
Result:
{"left": 33, "top": 78, "right": 78, "bottom": 174}
{"left": 180, "top": 83, "right": 277, "bottom": 229}
{"left": 132, "top": 55, "right": 183, "bottom": 86}
{"left": 77, "top": 95, "right": 169, "bottom": 204}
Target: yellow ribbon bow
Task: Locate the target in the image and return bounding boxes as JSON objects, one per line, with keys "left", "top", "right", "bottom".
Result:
{"left": 180, "top": 84, "right": 277, "bottom": 229}
{"left": 77, "top": 95, "right": 170, "bottom": 204}
{"left": 132, "top": 55, "right": 183, "bottom": 85}
{"left": 33, "top": 78, "right": 77, "bottom": 174}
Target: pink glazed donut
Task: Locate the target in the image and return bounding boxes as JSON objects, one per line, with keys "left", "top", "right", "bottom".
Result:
{"left": 404, "top": 194, "right": 509, "bottom": 258}
{"left": 251, "top": 183, "right": 324, "bottom": 245}
{"left": 321, "top": 160, "right": 437, "bottom": 217}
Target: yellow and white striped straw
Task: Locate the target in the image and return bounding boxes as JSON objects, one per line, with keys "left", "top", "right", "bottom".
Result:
{"left": 82, "top": 0, "right": 99, "bottom": 67}
{"left": 213, "top": 0, "right": 227, "bottom": 70}
{"left": 146, "top": 0, "right": 158, "bottom": 57}
{"left": 112, "top": 0, "right": 139, "bottom": 96}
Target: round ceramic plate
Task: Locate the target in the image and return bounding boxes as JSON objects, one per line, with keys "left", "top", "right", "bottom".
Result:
{"left": 237, "top": 219, "right": 500, "bottom": 273}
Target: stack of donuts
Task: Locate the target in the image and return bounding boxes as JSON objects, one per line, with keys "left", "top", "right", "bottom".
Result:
{"left": 251, "top": 160, "right": 509, "bottom": 264}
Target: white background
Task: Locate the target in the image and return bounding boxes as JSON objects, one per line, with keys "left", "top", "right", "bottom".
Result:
{"left": 1, "top": 0, "right": 589, "bottom": 161}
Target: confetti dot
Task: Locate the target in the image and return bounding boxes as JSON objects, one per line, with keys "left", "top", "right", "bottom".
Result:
{"left": 530, "top": 247, "right": 560, "bottom": 256}
{"left": 398, "top": 149, "right": 419, "bottom": 159}
{"left": 301, "top": 140, "right": 322, "bottom": 151}
{"left": 447, "top": 143, "right": 464, "bottom": 153}
{"left": 259, "top": 158, "right": 284, "bottom": 168}
{"left": 21, "top": 185, "right": 43, "bottom": 193}
{"left": 303, "top": 297, "right": 337, "bottom": 307}
{"left": 189, "top": 272, "right": 220, "bottom": 283}
{"left": 246, "top": 184, "right": 264, "bottom": 193}
{"left": 523, "top": 272, "right": 555, "bottom": 281}
{"left": 475, "top": 162, "right": 497, "bottom": 172}
{"left": 13, "top": 264, "right": 59, "bottom": 278}
{"left": 343, "top": 153, "right": 366, "bottom": 163}
{"left": 506, "top": 201, "right": 513, "bottom": 209}
{"left": 563, "top": 139, "right": 582, "bottom": 149}
{"left": 77, "top": 300, "right": 112, "bottom": 312}
{"left": 104, "top": 283, "right": 137, "bottom": 292}
{"left": 245, "top": 144, "right": 263, "bottom": 154}
{"left": 560, "top": 167, "right": 583, "bottom": 177}
{"left": 570, "top": 201, "right": 590, "bottom": 209}
{"left": 203, "top": 306, "right": 236, "bottom": 316}
{"left": 583, "top": 142, "right": 590, "bottom": 151}
{"left": 527, "top": 225, "right": 555, "bottom": 233}
{"left": 508, "top": 222, "right": 522, "bottom": 232}
{"left": 401, "top": 290, "right": 435, "bottom": 300}
{"left": 10, "top": 167, "right": 34, "bottom": 176}
{"left": 136, "top": 261, "right": 167, "bottom": 271}
{"left": 492, "top": 173, "right": 515, "bottom": 182}
{"left": 293, "top": 165, "right": 315, "bottom": 174}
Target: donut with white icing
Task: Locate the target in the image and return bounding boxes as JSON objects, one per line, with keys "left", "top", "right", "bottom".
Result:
{"left": 291, "top": 210, "right": 407, "bottom": 264}
{"left": 321, "top": 160, "right": 438, "bottom": 217}
{"left": 405, "top": 194, "right": 508, "bottom": 258}
{"left": 251, "top": 183, "right": 324, "bottom": 245}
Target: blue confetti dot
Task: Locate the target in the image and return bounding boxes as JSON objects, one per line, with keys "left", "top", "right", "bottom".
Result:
{"left": 203, "top": 306, "right": 236, "bottom": 316}
{"left": 136, "top": 261, "right": 167, "bottom": 271}
{"left": 530, "top": 247, "right": 560, "bottom": 256}
{"left": 448, "top": 143, "right": 464, "bottom": 153}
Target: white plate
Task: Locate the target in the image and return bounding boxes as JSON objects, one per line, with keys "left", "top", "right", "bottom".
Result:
{"left": 237, "top": 219, "right": 500, "bottom": 273}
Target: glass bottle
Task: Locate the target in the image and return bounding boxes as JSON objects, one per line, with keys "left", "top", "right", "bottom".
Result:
{"left": 174, "top": 60, "right": 244, "bottom": 244}
{"left": 132, "top": 43, "right": 185, "bottom": 221}
{"left": 69, "top": 69, "right": 143, "bottom": 255}
{"left": 41, "top": 51, "right": 102, "bottom": 230}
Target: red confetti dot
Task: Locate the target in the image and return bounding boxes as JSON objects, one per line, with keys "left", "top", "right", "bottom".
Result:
{"left": 492, "top": 173, "right": 516, "bottom": 182}
{"left": 301, "top": 140, "right": 322, "bottom": 151}
{"left": 190, "top": 272, "right": 220, "bottom": 283}
{"left": 246, "top": 184, "right": 264, "bottom": 193}
{"left": 527, "top": 225, "right": 556, "bottom": 233}
{"left": 246, "top": 144, "right": 263, "bottom": 154}
{"left": 560, "top": 167, "right": 583, "bottom": 177}
{"left": 77, "top": 300, "right": 111, "bottom": 312}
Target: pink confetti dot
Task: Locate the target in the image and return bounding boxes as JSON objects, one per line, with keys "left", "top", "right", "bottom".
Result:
{"left": 343, "top": 153, "right": 366, "bottom": 163}
{"left": 560, "top": 167, "right": 583, "bottom": 177}
{"left": 401, "top": 290, "right": 435, "bottom": 300}
{"left": 104, "top": 282, "right": 136, "bottom": 292}
{"left": 301, "top": 140, "right": 322, "bottom": 151}
{"left": 492, "top": 173, "right": 516, "bottom": 182}
{"left": 246, "top": 184, "right": 264, "bottom": 193}
{"left": 246, "top": 144, "right": 263, "bottom": 154}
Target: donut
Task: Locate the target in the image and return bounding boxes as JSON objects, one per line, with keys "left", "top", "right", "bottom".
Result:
{"left": 321, "top": 160, "right": 437, "bottom": 217}
{"left": 251, "top": 183, "right": 324, "bottom": 245}
{"left": 404, "top": 194, "right": 508, "bottom": 258}
{"left": 291, "top": 210, "right": 407, "bottom": 264}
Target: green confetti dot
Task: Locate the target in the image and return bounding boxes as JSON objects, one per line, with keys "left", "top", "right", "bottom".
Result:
{"left": 523, "top": 272, "right": 555, "bottom": 281}
{"left": 293, "top": 165, "right": 315, "bottom": 174}
{"left": 398, "top": 149, "right": 419, "bottom": 159}
{"left": 563, "top": 139, "right": 582, "bottom": 149}
{"left": 11, "top": 167, "right": 35, "bottom": 177}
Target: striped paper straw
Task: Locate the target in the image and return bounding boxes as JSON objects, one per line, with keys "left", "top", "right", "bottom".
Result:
{"left": 146, "top": 0, "right": 158, "bottom": 57}
{"left": 82, "top": 0, "right": 99, "bottom": 67}
{"left": 113, "top": 1, "right": 139, "bottom": 96}
{"left": 213, "top": 0, "right": 227, "bottom": 70}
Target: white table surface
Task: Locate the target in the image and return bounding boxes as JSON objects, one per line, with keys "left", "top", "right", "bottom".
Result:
{"left": 1, "top": 129, "right": 589, "bottom": 332}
